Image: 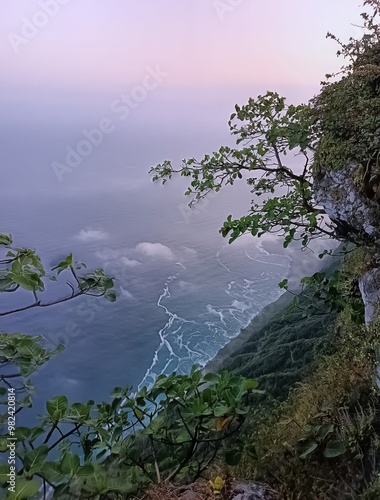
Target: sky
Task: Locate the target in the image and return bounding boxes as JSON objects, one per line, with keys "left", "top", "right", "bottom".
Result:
{"left": 0, "top": 0, "right": 368, "bottom": 195}
{"left": 1, "top": 0, "right": 365, "bottom": 89}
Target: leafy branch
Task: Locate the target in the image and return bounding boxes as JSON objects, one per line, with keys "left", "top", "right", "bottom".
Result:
{"left": 0, "top": 233, "right": 117, "bottom": 317}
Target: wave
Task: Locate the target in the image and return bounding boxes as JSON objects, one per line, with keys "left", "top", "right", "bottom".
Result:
{"left": 138, "top": 241, "right": 291, "bottom": 389}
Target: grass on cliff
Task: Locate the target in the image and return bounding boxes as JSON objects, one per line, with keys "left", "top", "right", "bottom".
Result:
{"left": 224, "top": 247, "right": 380, "bottom": 499}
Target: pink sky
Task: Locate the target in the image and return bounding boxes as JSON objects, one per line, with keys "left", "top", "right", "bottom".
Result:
{"left": 0, "top": 0, "right": 366, "bottom": 91}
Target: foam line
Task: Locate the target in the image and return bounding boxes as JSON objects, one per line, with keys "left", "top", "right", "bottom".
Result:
{"left": 216, "top": 249, "right": 230, "bottom": 272}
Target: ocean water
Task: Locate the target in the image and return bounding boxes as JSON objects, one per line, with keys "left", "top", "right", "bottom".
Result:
{"left": 1, "top": 184, "right": 290, "bottom": 415}
{"left": 0, "top": 86, "right": 307, "bottom": 415}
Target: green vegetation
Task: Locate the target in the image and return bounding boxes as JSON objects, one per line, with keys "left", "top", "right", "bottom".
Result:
{"left": 0, "top": 236, "right": 258, "bottom": 498}
{"left": 0, "top": 233, "right": 117, "bottom": 317}
{"left": 4, "top": 1, "right": 380, "bottom": 498}
{"left": 150, "top": 90, "right": 330, "bottom": 250}
{"left": 150, "top": 2, "right": 380, "bottom": 248}
{"left": 149, "top": 2, "right": 380, "bottom": 497}
{"left": 313, "top": 2, "right": 380, "bottom": 176}
{"left": 215, "top": 245, "right": 379, "bottom": 498}
{"left": 0, "top": 331, "right": 258, "bottom": 498}
{"left": 221, "top": 250, "right": 368, "bottom": 400}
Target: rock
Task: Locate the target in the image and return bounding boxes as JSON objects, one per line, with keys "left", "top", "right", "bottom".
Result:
{"left": 231, "top": 481, "right": 272, "bottom": 499}
{"left": 181, "top": 490, "right": 201, "bottom": 500}
{"left": 314, "top": 164, "right": 380, "bottom": 246}
{"left": 359, "top": 268, "right": 380, "bottom": 324}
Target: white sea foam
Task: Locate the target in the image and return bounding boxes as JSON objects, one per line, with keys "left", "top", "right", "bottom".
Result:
{"left": 138, "top": 240, "right": 290, "bottom": 390}
{"left": 216, "top": 249, "right": 230, "bottom": 272}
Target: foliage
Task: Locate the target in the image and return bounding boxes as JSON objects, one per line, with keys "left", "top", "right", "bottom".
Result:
{"left": 221, "top": 258, "right": 342, "bottom": 400}
{"left": 149, "top": 2, "right": 380, "bottom": 252}
{"left": 0, "top": 333, "right": 64, "bottom": 423}
{"left": 0, "top": 333, "right": 257, "bottom": 498}
{"left": 313, "top": 0, "right": 380, "bottom": 188}
{"left": 230, "top": 300, "right": 380, "bottom": 498}
{"left": 209, "top": 476, "right": 225, "bottom": 496}
{"left": 0, "top": 232, "right": 117, "bottom": 317}
{"left": 150, "top": 92, "right": 338, "bottom": 250}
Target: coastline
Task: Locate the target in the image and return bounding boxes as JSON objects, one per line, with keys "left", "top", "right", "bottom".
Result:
{"left": 205, "top": 289, "right": 295, "bottom": 372}
{"left": 205, "top": 236, "right": 340, "bottom": 373}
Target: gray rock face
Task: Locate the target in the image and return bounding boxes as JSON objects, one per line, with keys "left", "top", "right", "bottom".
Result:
{"left": 231, "top": 481, "right": 272, "bottom": 499}
{"left": 359, "top": 268, "right": 380, "bottom": 324}
{"left": 314, "top": 164, "right": 380, "bottom": 245}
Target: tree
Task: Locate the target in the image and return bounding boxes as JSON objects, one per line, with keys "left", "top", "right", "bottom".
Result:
{"left": 150, "top": 91, "right": 331, "bottom": 250}
{"left": 150, "top": 0, "right": 380, "bottom": 251}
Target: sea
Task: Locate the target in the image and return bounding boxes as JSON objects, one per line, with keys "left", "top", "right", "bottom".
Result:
{"left": 0, "top": 85, "right": 314, "bottom": 417}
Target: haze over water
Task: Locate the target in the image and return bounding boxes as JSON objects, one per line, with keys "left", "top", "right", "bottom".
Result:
{"left": 0, "top": 1, "right": 364, "bottom": 411}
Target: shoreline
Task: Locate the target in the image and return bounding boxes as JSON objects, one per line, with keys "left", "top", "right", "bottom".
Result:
{"left": 204, "top": 288, "right": 295, "bottom": 372}
{"left": 205, "top": 236, "right": 339, "bottom": 373}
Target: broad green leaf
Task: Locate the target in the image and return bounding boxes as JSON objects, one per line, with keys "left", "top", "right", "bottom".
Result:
{"left": 315, "top": 423, "right": 334, "bottom": 441}
{"left": 9, "top": 271, "right": 42, "bottom": 292}
{"left": 41, "top": 462, "right": 69, "bottom": 484}
{"left": 323, "top": 440, "right": 346, "bottom": 458}
{"left": 0, "top": 233, "right": 12, "bottom": 246}
{"left": 76, "top": 464, "right": 94, "bottom": 479}
{"left": 17, "top": 339, "right": 44, "bottom": 359}
{"left": 299, "top": 438, "right": 318, "bottom": 459}
{"left": 23, "top": 445, "right": 49, "bottom": 473}
{"left": 203, "top": 373, "right": 220, "bottom": 384}
{"left": 8, "top": 479, "right": 40, "bottom": 500}
{"left": 105, "top": 290, "right": 117, "bottom": 302}
{"left": 64, "top": 402, "right": 90, "bottom": 421}
{"left": 14, "top": 427, "right": 31, "bottom": 441}
{"left": 214, "top": 405, "right": 230, "bottom": 417}
{"left": 46, "top": 395, "right": 68, "bottom": 419}
{"left": 60, "top": 450, "right": 80, "bottom": 475}
{"left": 243, "top": 379, "right": 259, "bottom": 391}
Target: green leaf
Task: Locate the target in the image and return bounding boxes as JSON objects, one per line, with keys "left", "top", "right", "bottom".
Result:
{"left": 41, "top": 462, "right": 69, "bottom": 484}
{"left": 76, "top": 463, "right": 94, "bottom": 479}
{"left": 214, "top": 405, "right": 230, "bottom": 417}
{"left": 203, "top": 373, "right": 220, "bottom": 384}
{"left": 60, "top": 450, "right": 80, "bottom": 475}
{"left": 105, "top": 290, "right": 117, "bottom": 302}
{"left": 10, "top": 271, "right": 42, "bottom": 291}
{"left": 17, "top": 339, "right": 44, "bottom": 359}
{"left": 299, "top": 438, "right": 318, "bottom": 459}
{"left": 14, "top": 427, "right": 31, "bottom": 441}
{"left": 243, "top": 379, "right": 259, "bottom": 391}
{"left": 29, "top": 427, "right": 44, "bottom": 443}
{"left": 65, "top": 402, "right": 90, "bottom": 421}
{"left": 46, "top": 395, "right": 68, "bottom": 419}
{"left": 323, "top": 440, "right": 346, "bottom": 458}
{"left": 315, "top": 423, "right": 334, "bottom": 440}
{"left": 8, "top": 479, "right": 40, "bottom": 500}
{"left": 23, "top": 445, "right": 49, "bottom": 473}
{"left": 0, "top": 233, "right": 12, "bottom": 246}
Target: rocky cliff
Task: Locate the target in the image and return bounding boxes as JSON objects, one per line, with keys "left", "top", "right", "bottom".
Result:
{"left": 314, "top": 163, "right": 380, "bottom": 325}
